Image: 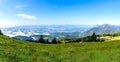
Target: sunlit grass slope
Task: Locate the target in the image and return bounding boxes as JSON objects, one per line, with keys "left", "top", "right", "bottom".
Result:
{"left": 0, "top": 35, "right": 120, "bottom": 62}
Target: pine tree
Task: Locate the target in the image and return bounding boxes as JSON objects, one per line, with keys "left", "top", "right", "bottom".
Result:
{"left": 38, "top": 35, "right": 45, "bottom": 43}
{"left": 51, "top": 37, "right": 57, "bottom": 44}
{"left": 91, "top": 32, "right": 97, "bottom": 41}
{"left": 0, "top": 30, "right": 3, "bottom": 35}
{"left": 46, "top": 39, "right": 49, "bottom": 44}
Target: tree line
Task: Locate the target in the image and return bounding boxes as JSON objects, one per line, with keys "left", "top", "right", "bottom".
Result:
{"left": 103, "top": 32, "right": 120, "bottom": 37}
{"left": 38, "top": 32, "right": 105, "bottom": 44}
{"left": 38, "top": 35, "right": 58, "bottom": 44}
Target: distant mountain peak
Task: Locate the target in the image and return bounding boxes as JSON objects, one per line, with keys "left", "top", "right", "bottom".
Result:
{"left": 99, "top": 24, "right": 112, "bottom": 28}
{"left": 82, "top": 24, "right": 120, "bottom": 36}
{"left": 96, "top": 24, "right": 111, "bottom": 27}
{"left": 102, "top": 24, "right": 110, "bottom": 26}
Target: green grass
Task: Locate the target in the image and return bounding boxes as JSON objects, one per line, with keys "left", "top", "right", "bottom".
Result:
{"left": 1, "top": 35, "right": 120, "bottom": 62}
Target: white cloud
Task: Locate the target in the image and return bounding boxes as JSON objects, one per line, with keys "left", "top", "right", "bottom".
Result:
{"left": 15, "top": 5, "right": 26, "bottom": 9}
{"left": 17, "top": 14, "right": 36, "bottom": 19}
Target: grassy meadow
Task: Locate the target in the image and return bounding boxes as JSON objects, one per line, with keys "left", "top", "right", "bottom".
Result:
{"left": 0, "top": 35, "right": 120, "bottom": 62}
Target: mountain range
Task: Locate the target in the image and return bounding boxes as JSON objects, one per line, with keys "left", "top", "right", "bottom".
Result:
{"left": 1, "top": 25, "right": 91, "bottom": 41}
{"left": 1, "top": 24, "right": 120, "bottom": 41}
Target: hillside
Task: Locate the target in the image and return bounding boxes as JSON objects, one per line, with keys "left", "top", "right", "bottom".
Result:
{"left": 82, "top": 24, "right": 120, "bottom": 36}
{"left": 1, "top": 35, "right": 120, "bottom": 62}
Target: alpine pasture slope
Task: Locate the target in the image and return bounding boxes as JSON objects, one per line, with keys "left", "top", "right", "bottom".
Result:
{"left": 0, "top": 35, "right": 120, "bottom": 62}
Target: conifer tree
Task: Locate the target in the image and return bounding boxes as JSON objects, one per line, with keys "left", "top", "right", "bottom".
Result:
{"left": 0, "top": 30, "right": 3, "bottom": 35}
{"left": 51, "top": 37, "right": 57, "bottom": 44}
{"left": 38, "top": 35, "right": 45, "bottom": 43}
{"left": 46, "top": 39, "right": 49, "bottom": 44}
{"left": 91, "top": 32, "right": 97, "bottom": 41}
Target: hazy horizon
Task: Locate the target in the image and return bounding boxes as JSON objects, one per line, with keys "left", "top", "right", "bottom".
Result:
{"left": 1, "top": 0, "right": 120, "bottom": 27}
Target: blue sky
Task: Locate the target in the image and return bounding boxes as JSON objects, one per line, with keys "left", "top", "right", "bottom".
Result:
{"left": 0, "top": 0, "right": 120, "bottom": 27}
